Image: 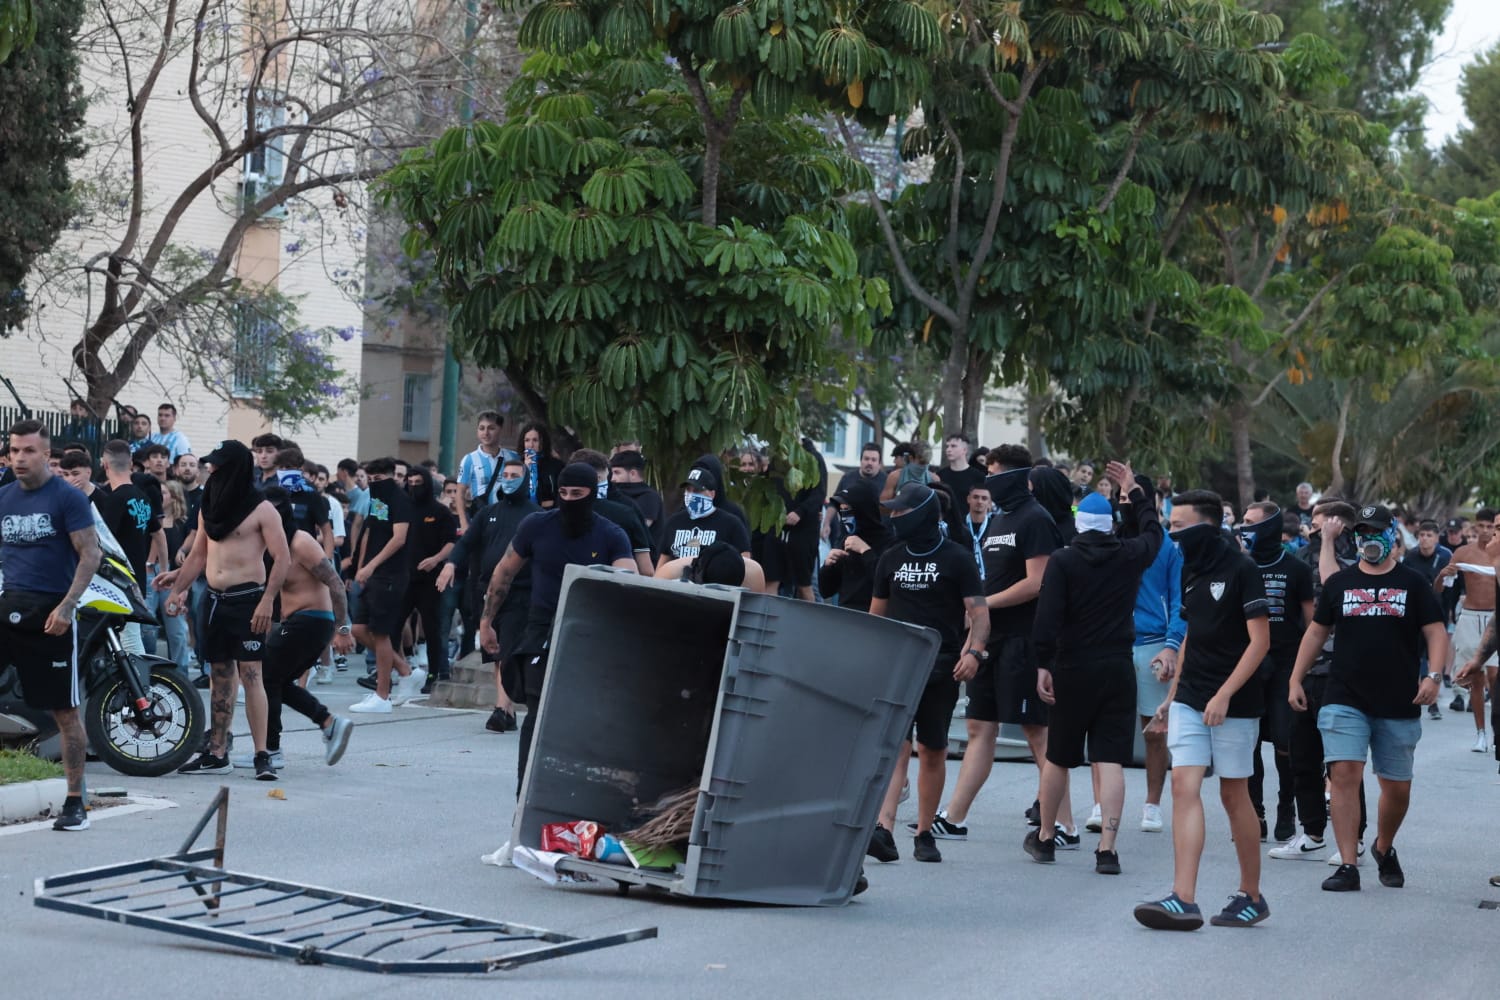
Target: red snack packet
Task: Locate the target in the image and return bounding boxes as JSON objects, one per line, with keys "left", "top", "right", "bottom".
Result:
{"left": 540, "top": 821, "right": 602, "bottom": 857}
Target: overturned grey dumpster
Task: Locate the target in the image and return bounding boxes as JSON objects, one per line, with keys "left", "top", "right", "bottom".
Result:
{"left": 512, "top": 565, "right": 939, "bottom": 906}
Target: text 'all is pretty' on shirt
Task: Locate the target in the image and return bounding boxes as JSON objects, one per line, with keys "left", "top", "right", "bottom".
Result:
{"left": 873, "top": 539, "right": 983, "bottom": 661}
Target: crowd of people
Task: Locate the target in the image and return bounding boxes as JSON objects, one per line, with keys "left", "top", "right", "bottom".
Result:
{"left": 2, "top": 411, "right": 1496, "bottom": 922}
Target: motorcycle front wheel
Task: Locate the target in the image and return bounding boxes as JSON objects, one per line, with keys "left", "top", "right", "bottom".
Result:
{"left": 84, "top": 666, "right": 204, "bottom": 777}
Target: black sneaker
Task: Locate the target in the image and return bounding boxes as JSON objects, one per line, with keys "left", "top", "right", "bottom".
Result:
{"left": 1053, "top": 823, "right": 1081, "bottom": 850}
{"left": 912, "top": 830, "right": 942, "bottom": 863}
{"left": 1259, "top": 817, "right": 1268, "bottom": 842}
{"left": 357, "top": 674, "right": 378, "bottom": 691}
{"left": 867, "top": 824, "right": 899, "bottom": 863}
{"left": 1428, "top": 703, "right": 1442, "bottom": 720}
{"left": 1025, "top": 799, "right": 1041, "bottom": 827}
{"left": 1322, "top": 863, "right": 1361, "bottom": 892}
{"left": 1209, "top": 891, "right": 1270, "bottom": 927}
{"left": 1023, "top": 828, "right": 1056, "bottom": 864}
{"left": 253, "top": 751, "right": 278, "bottom": 781}
{"left": 1094, "top": 849, "right": 1121, "bottom": 875}
{"left": 853, "top": 868, "right": 869, "bottom": 896}
{"left": 1450, "top": 694, "right": 1466, "bottom": 712}
{"left": 52, "top": 799, "right": 89, "bottom": 832}
{"left": 179, "top": 752, "right": 232, "bottom": 775}
{"left": 334, "top": 655, "right": 349, "bottom": 672}
{"left": 484, "top": 707, "right": 517, "bottom": 733}
{"left": 421, "top": 675, "right": 438, "bottom": 695}
{"left": 1372, "top": 842, "right": 1405, "bottom": 888}
{"left": 907, "top": 811, "right": 968, "bottom": 840}
{"left": 1133, "top": 893, "right": 1203, "bottom": 931}
{"left": 1273, "top": 809, "right": 1296, "bottom": 844}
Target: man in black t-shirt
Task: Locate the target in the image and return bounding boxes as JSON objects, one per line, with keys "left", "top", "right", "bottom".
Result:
{"left": 866, "top": 483, "right": 988, "bottom": 866}
{"left": 655, "top": 467, "right": 752, "bottom": 566}
{"left": 937, "top": 444, "right": 1072, "bottom": 843}
{"left": 933, "top": 433, "right": 985, "bottom": 505}
{"left": 349, "top": 457, "right": 420, "bottom": 713}
{"left": 608, "top": 450, "right": 664, "bottom": 528}
{"left": 1292, "top": 504, "right": 1447, "bottom": 893}
{"left": 570, "top": 449, "right": 656, "bottom": 574}
{"left": 1134, "top": 490, "right": 1271, "bottom": 932}
{"left": 96, "top": 441, "right": 164, "bottom": 652}
{"left": 399, "top": 466, "right": 457, "bottom": 688}
{"left": 1237, "top": 501, "right": 1316, "bottom": 844}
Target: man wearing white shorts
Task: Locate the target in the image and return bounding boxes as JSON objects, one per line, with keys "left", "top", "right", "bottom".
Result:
{"left": 1133, "top": 490, "right": 1271, "bottom": 932}
{"left": 1434, "top": 506, "right": 1499, "bottom": 751}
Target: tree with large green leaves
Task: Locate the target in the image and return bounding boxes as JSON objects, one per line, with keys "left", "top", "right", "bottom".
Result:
{"left": 381, "top": 47, "right": 890, "bottom": 510}
{"left": 1411, "top": 41, "right": 1500, "bottom": 203}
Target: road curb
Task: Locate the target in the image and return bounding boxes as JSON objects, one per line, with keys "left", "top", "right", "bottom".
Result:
{"left": 0, "top": 778, "right": 67, "bottom": 823}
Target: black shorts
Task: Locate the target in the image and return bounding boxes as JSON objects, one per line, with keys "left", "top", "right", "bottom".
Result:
{"left": 0, "top": 590, "right": 80, "bottom": 711}
{"left": 967, "top": 634, "right": 1048, "bottom": 726}
{"left": 756, "top": 531, "right": 788, "bottom": 583}
{"left": 486, "top": 597, "right": 529, "bottom": 703}
{"left": 1045, "top": 654, "right": 1137, "bottom": 768}
{"left": 909, "top": 665, "right": 961, "bottom": 751}
{"left": 782, "top": 530, "right": 818, "bottom": 588}
{"left": 353, "top": 576, "right": 405, "bottom": 638}
{"left": 264, "top": 612, "right": 336, "bottom": 686}
{"left": 516, "top": 616, "right": 554, "bottom": 704}
{"left": 202, "top": 583, "right": 267, "bottom": 664}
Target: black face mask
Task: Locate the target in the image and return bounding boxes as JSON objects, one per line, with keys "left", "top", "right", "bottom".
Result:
{"left": 1170, "top": 521, "right": 1221, "bottom": 566}
{"left": 893, "top": 494, "right": 943, "bottom": 552}
{"left": 986, "top": 467, "right": 1031, "bottom": 514}
{"left": 1236, "top": 508, "right": 1283, "bottom": 564}
{"left": 559, "top": 494, "right": 594, "bottom": 537}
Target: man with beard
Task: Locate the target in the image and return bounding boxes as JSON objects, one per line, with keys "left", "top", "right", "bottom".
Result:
{"left": 819, "top": 478, "right": 894, "bottom": 612}
{"left": 1133, "top": 490, "right": 1270, "bottom": 931}
{"left": 438, "top": 456, "right": 536, "bottom": 733}
{"left": 1237, "top": 502, "right": 1316, "bottom": 844}
{"left": 1025, "top": 463, "right": 1161, "bottom": 875}
{"left": 480, "top": 463, "right": 636, "bottom": 793}
{"left": 347, "top": 457, "right": 421, "bottom": 713}
{"left": 933, "top": 445, "right": 1074, "bottom": 843}
{"left": 865, "top": 483, "right": 988, "bottom": 865}
{"left": 400, "top": 466, "right": 457, "bottom": 691}
{"left": 159, "top": 440, "right": 290, "bottom": 780}
{"left": 824, "top": 442, "right": 886, "bottom": 544}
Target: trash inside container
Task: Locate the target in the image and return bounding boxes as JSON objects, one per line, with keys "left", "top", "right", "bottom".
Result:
{"left": 512, "top": 565, "right": 940, "bottom": 906}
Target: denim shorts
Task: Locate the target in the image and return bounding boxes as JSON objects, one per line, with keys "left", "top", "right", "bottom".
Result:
{"left": 1166, "top": 703, "right": 1258, "bottom": 778}
{"left": 1317, "top": 703, "right": 1421, "bottom": 782}
{"left": 1133, "top": 643, "right": 1172, "bottom": 718}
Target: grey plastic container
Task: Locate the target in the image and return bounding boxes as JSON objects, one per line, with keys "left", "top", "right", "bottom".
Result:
{"left": 512, "top": 565, "right": 940, "bottom": 906}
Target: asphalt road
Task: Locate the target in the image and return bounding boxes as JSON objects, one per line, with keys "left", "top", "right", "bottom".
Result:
{"left": 3, "top": 673, "right": 1497, "bottom": 998}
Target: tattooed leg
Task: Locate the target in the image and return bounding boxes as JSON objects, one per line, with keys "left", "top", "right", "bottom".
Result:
{"left": 209, "top": 660, "right": 235, "bottom": 756}
{"left": 238, "top": 661, "right": 269, "bottom": 754}
{"left": 54, "top": 707, "right": 87, "bottom": 797}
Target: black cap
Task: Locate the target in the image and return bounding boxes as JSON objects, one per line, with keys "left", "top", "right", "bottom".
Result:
{"left": 200, "top": 439, "right": 245, "bottom": 469}
{"left": 1446, "top": 518, "right": 1464, "bottom": 531}
{"left": 881, "top": 482, "right": 933, "bottom": 512}
{"left": 609, "top": 450, "right": 646, "bottom": 471}
{"left": 1351, "top": 504, "right": 1394, "bottom": 531}
{"left": 680, "top": 466, "right": 718, "bottom": 493}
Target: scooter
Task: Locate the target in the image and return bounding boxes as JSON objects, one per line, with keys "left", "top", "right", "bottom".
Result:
{"left": 0, "top": 510, "right": 204, "bottom": 776}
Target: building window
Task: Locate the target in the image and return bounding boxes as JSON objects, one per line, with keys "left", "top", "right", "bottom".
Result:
{"left": 232, "top": 305, "right": 280, "bottom": 396}
{"left": 242, "top": 90, "right": 287, "bottom": 219}
{"left": 401, "top": 373, "right": 432, "bottom": 439}
{"left": 822, "top": 418, "right": 849, "bottom": 462}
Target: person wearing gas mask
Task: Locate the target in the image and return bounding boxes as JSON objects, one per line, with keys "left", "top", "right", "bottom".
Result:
{"left": 865, "top": 483, "right": 987, "bottom": 865}
{"left": 1134, "top": 489, "right": 1271, "bottom": 932}
{"left": 934, "top": 444, "right": 1075, "bottom": 846}
{"left": 655, "top": 466, "right": 751, "bottom": 567}
{"left": 1237, "top": 502, "right": 1316, "bottom": 846}
{"left": 819, "top": 478, "right": 894, "bottom": 612}
{"left": 1290, "top": 504, "right": 1447, "bottom": 893}
{"left": 480, "top": 463, "right": 636, "bottom": 794}
{"left": 1025, "top": 462, "right": 1162, "bottom": 876}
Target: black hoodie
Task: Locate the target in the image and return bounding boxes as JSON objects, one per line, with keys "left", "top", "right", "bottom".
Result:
{"left": 406, "top": 469, "right": 457, "bottom": 583}
{"left": 819, "top": 478, "right": 893, "bottom": 612}
{"left": 448, "top": 484, "right": 537, "bottom": 607}
{"left": 692, "top": 454, "right": 751, "bottom": 532}
{"left": 1032, "top": 485, "right": 1163, "bottom": 667}
{"left": 1028, "top": 467, "right": 1076, "bottom": 547}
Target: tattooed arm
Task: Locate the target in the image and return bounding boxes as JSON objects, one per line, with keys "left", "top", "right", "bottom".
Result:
{"left": 478, "top": 546, "right": 526, "bottom": 655}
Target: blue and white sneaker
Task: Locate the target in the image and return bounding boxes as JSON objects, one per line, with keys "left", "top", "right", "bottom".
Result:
{"left": 1133, "top": 892, "right": 1204, "bottom": 931}
{"left": 1209, "top": 891, "right": 1270, "bottom": 927}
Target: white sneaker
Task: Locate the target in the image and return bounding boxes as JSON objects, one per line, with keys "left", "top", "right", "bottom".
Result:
{"left": 1328, "top": 840, "right": 1366, "bottom": 866}
{"left": 230, "top": 749, "right": 284, "bottom": 769}
{"left": 1474, "top": 730, "right": 1489, "bottom": 753}
{"left": 349, "top": 693, "right": 393, "bottom": 714}
{"left": 1270, "top": 832, "right": 1326, "bottom": 860}
{"left": 392, "top": 668, "right": 427, "bottom": 706}
{"left": 1085, "top": 803, "right": 1103, "bottom": 833}
{"left": 1141, "top": 803, "right": 1164, "bottom": 832}
{"left": 315, "top": 664, "right": 333, "bottom": 685}
{"left": 480, "top": 840, "right": 514, "bottom": 868}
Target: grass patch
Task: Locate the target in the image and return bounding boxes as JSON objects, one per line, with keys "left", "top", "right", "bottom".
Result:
{"left": 0, "top": 747, "right": 65, "bottom": 784}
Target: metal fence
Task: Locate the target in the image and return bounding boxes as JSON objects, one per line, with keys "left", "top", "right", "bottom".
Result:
{"left": 0, "top": 405, "right": 131, "bottom": 462}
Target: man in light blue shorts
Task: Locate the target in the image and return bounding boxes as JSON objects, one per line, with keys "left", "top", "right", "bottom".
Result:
{"left": 1291, "top": 504, "right": 1447, "bottom": 893}
{"left": 1134, "top": 490, "right": 1271, "bottom": 932}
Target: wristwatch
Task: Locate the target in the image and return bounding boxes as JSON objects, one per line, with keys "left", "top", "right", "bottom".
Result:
{"left": 964, "top": 648, "right": 989, "bottom": 662}
{"left": 1424, "top": 672, "right": 1442, "bottom": 683}
{"left": 337, "top": 624, "right": 352, "bottom": 636}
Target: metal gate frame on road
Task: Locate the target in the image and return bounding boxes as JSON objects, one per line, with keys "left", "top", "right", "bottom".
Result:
{"left": 34, "top": 787, "right": 657, "bottom": 974}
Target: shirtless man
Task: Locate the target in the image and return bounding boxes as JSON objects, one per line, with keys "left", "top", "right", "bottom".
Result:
{"left": 1436, "top": 507, "right": 1500, "bottom": 752}
{"left": 252, "top": 487, "right": 355, "bottom": 770}
{"left": 158, "top": 440, "right": 289, "bottom": 779}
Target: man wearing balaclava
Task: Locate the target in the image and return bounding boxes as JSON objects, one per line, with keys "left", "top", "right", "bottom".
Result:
{"left": 1026, "top": 463, "right": 1161, "bottom": 876}
{"left": 398, "top": 465, "right": 457, "bottom": 691}
{"left": 348, "top": 456, "right": 422, "bottom": 714}
{"left": 865, "top": 483, "right": 987, "bottom": 866}
{"left": 1236, "top": 502, "right": 1315, "bottom": 847}
{"left": 1292, "top": 503, "right": 1447, "bottom": 896}
{"left": 479, "top": 462, "right": 636, "bottom": 800}
{"left": 439, "top": 455, "right": 538, "bottom": 734}
{"left": 937, "top": 443, "right": 1074, "bottom": 846}
{"left": 1133, "top": 489, "right": 1270, "bottom": 932}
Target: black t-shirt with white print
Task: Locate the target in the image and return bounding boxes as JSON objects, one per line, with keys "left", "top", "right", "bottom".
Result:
{"left": 980, "top": 500, "right": 1059, "bottom": 636}
{"left": 1175, "top": 540, "right": 1270, "bottom": 718}
{"left": 873, "top": 539, "right": 984, "bottom": 662}
{"left": 1314, "top": 561, "right": 1444, "bottom": 719}
{"left": 1256, "top": 552, "right": 1315, "bottom": 660}
{"left": 657, "top": 507, "right": 752, "bottom": 562}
